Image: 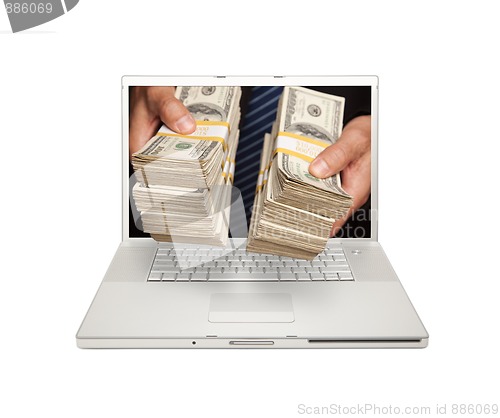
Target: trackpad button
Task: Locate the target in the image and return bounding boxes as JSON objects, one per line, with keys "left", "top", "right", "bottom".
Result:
{"left": 209, "top": 293, "right": 294, "bottom": 323}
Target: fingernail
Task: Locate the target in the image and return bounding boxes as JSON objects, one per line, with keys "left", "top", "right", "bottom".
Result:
{"left": 309, "top": 158, "right": 331, "bottom": 178}
{"left": 176, "top": 114, "right": 196, "bottom": 133}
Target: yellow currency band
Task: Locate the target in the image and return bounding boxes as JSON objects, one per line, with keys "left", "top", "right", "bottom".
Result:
{"left": 222, "top": 163, "right": 236, "bottom": 175}
{"left": 155, "top": 133, "right": 227, "bottom": 152}
{"left": 272, "top": 131, "right": 328, "bottom": 163}
{"left": 196, "top": 120, "right": 231, "bottom": 133}
{"left": 256, "top": 169, "right": 264, "bottom": 192}
{"left": 255, "top": 161, "right": 272, "bottom": 192}
{"left": 221, "top": 155, "right": 231, "bottom": 170}
{"left": 273, "top": 149, "right": 315, "bottom": 163}
{"left": 222, "top": 158, "right": 235, "bottom": 181}
{"left": 156, "top": 121, "right": 230, "bottom": 152}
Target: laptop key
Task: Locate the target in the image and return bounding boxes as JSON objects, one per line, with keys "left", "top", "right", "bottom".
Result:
{"left": 191, "top": 273, "right": 209, "bottom": 281}
{"left": 239, "top": 255, "right": 254, "bottom": 261}
{"left": 338, "top": 272, "right": 354, "bottom": 281}
{"left": 253, "top": 256, "right": 268, "bottom": 261}
{"left": 176, "top": 273, "right": 191, "bottom": 281}
{"left": 152, "top": 266, "right": 181, "bottom": 273}
{"left": 279, "top": 273, "right": 297, "bottom": 281}
{"left": 324, "top": 273, "right": 339, "bottom": 281}
{"left": 156, "top": 250, "right": 171, "bottom": 256}
{"left": 208, "top": 272, "right": 278, "bottom": 281}
{"left": 310, "top": 272, "right": 325, "bottom": 281}
{"left": 318, "top": 255, "right": 334, "bottom": 261}
{"left": 325, "top": 249, "right": 343, "bottom": 255}
{"left": 321, "top": 266, "right": 351, "bottom": 272}
{"left": 149, "top": 272, "right": 162, "bottom": 281}
{"left": 182, "top": 249, "right": 200, "bottom": 255}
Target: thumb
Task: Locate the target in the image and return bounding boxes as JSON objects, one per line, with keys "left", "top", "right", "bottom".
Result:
{"left": 308, "top": 141, "right": 353, "bottom": 178}
{"left": 157, "top": 94, "right": 196, "bottom": 134}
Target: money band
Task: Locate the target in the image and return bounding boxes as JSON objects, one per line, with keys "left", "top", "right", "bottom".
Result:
{"left": 228, "top": 161, "right": 235, "bottom": 184}
{"left": 273, "top": 131, "right": 329, "bottom": 163}
{"left": 256, "top": 171, "right": 264, "bottom": 192}
{"left": 222, "top": 158, "right": 235, "bottom": 183}
{"left": 256, "top": 170, "right": 264, "bottom": 192}
{"left": 256, "top": 163, "right": 272, "bottom": 192}
{"left": 221, "top": 152, "right": 229, "bottom": 170}
{"left": 156, "top": 121, "right": 230, "bottom": 151}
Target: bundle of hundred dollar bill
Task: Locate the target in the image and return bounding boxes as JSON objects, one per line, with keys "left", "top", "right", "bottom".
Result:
{"left": 247, "top": 86, "right": 353, "bottom": 259}
{"left": 132, "top": 86, "right": 241, "bottom": 245}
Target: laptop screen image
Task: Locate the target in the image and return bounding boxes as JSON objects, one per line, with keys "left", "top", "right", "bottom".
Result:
{"left": 127, "top": 85, "right": 372, "bottom": 255}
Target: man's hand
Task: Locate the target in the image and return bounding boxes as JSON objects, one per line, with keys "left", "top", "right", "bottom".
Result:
{"left": 129, "top": 87, "right": 196, "bottom": 157}
{"left": 308, "top": 115, "right": 371, "bottom": 236}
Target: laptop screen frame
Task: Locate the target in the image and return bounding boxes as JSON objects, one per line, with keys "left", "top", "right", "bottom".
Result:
{"left": 121, "top": 75, "right": 379, "bottom": 243}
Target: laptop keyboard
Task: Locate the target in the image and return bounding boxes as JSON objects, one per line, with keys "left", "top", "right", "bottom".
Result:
{"left": 148, "top": 246, "right": 353, "bottom": 282}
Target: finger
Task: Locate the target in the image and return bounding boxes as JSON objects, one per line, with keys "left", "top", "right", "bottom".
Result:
{"left": 308, "top": 140, "right": 354, "bottom": 178}
{"left": 157, "top": 95, "right": 196, "bottom": 134}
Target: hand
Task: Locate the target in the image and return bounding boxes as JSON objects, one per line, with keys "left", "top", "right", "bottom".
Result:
{"left": 308, "top": 115, "right": 371, "bottom": 236}
{"left": 129, "top": 87, "right": 196, "bottom": 157}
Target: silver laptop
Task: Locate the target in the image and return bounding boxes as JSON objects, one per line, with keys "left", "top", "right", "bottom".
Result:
{"left": 76, "top": 75, "right": 428, "bottom": 348}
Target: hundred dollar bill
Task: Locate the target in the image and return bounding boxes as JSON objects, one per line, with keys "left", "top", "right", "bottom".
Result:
{"left": 176, "top": 86, "right": 240, "bottom": 125}
{"left": 278, "top": 86, "right": 344, "bottom": 143}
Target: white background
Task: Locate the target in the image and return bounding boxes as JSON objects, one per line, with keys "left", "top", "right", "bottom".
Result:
{"left": 1, "top": 1, "right": 499, "bottom": 417}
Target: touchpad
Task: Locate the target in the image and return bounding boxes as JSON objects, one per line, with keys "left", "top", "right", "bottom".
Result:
{"left": 208, "top": 293, "right": 294, "bottom": 323}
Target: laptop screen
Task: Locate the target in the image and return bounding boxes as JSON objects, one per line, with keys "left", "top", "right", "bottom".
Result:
{"left": 127, "top": 84, "right": 372, "bottom": 249}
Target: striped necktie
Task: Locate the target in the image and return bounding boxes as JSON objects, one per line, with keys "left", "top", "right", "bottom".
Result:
{"left": 233, "top": 86, "right": 284, "bottom": 223}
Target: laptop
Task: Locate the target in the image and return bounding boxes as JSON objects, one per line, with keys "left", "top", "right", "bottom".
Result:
{"left": 76, "top": 75, "right": 428, "bottom": 348}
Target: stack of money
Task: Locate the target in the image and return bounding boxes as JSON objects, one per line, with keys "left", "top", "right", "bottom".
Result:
{"left": 247, "top": 86, "right": 353, "bottom": 259}
{"left": 132, "top": 86, "right": 241, "bottom": 246}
